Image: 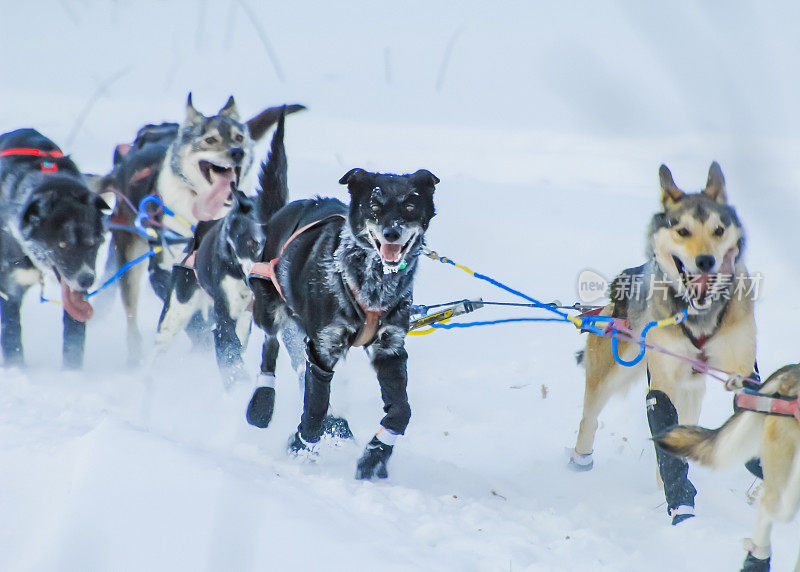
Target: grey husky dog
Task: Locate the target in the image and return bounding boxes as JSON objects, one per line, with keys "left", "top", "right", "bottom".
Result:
{"left": 0, "top": 128, "right": 114, "bottom": 368}
{"left": 569, "top": 162, "right": 757, "bottom": 524}
{"left": 96, "top": 95, "right": 303, "bottom": 363}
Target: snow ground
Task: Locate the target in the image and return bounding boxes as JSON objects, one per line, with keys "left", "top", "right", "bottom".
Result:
{"left": 1, "top": 2, "right": 799, "bottom": 570}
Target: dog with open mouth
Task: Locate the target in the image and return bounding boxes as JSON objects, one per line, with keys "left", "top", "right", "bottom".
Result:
{"left": 0, "top": 128, "right": 114, "bottom": 368}
{"left": 246, "top": 167, "right": 438, "bottom": 480}
{"left": 568, "top": 162, "right": 759, "bottom": 525}
{"left": 94, "top": 94, "right": 304, "bottom": 364}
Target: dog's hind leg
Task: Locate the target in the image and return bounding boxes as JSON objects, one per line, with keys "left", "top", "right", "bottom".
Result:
{"left": 118, "top": 236, "right": 148, "bottom": 366}
{"left": 62, "top": 311, "right": 86, "bottom": 369}
{"left": 0, "top": 296, "right": 24, "bottom": 366}
{"left": 155, "top": 276, "right": 203, "bottom": 354}
{"left": 572, "top": 334, "right": 642, "bottom": 470}
{"left": 246, "top": 333, "right": 280, "bottom": 429}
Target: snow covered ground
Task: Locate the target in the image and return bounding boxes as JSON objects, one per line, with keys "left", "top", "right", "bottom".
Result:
{"left": 1, "top": 2, "right": 800, "bottom": 570}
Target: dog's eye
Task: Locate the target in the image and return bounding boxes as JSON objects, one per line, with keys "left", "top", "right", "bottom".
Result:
{"left": 204, "top": 136, "right": 218, "bottom": 145}
{"left": 234, "top": 134, "right": 244, "bottom": 143}
{"left": 58, "top": 241, "right": 67, "bottom": 249}
{"left": 676, "top": 228, "right": 691, "bottom": 238}
{"left": 713, "top": 226, "right": 725, "bottom": 237}
{"left": 371, "top": 204, "right": 381, "bottom": 215}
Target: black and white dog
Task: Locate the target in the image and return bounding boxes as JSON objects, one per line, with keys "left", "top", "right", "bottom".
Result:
{"left": 247, "top": 167, "right": 439, "bottom": 479}
{"left": 0, "top": 129, "right": 113, "bottom": 368}
{"left": 154, "top": 188, "right": 264, "bottom": 384}
{"left": 155, "top": 111, "right": 287, "bottom": 384}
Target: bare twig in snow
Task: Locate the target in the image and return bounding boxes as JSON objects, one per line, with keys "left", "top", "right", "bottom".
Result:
{"left": 436, "top": 27, "right": 463, "bottom": 92}
{"left": 233, "top": 0, "right": 285, "bottom": 83}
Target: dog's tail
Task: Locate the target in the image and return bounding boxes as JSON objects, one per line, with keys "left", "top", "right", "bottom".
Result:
{"left": 256, "top": 108, "right": 288, "bottom": 222}
{"left": 654, "top": 410, "right": 764, "bottom": 470}
{"left": 247, "top": 103, "right": 305, "bottom": 141}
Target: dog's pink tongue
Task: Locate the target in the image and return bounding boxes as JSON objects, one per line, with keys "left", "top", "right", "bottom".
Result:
{"left": 61, "top": 282, "right": 93, "bottom": 322}
{"left": 380, "top": 243, "right": 402, "bottom": 263}
{"left": 192, "top": 171, "right": 235, "bottom": 221}
{"left": 695, "top": 273, "right": 710, "bottom": 298}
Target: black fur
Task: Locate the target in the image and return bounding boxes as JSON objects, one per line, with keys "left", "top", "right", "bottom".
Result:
{"left": 249, "top": 167, "right": 438, "bottom": 478}
{"left": 0, "top": 128, "right": 110, "bottom": 368}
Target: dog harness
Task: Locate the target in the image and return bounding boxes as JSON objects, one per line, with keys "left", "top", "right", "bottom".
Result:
{"left": 249, "top": 213, "right": 383, "bottom": 347}
{"left": 0, "top": 148, "right": 64, "bottom": 172}
{"left": 735, "top": 390, "right": 800, "bottom": 421}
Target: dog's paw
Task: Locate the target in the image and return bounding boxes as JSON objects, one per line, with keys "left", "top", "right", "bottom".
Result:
{"left": 355, "top": 437, "right": 393, "bottom": 480}
{"left": 287, "top": 431, "right": 319, "bottom": 462}
{"left": 246, "top": 381, "right": 275, "bottom": 428}
{"left": 669, "top": 505, "right": 695, "bottom": 525}
{"left": 566, "top": 448, "right": 594, "bottom": 472}
{"left": 321, "top": 415, "right": 354, "bottom": 441}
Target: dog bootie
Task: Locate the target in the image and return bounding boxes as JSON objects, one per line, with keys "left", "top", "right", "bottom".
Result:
{"left": 741, "top": 553, "right": 770, "bottom": 572}
{"left": 322, "top": 415, "right": 354, "bottom": 440}
{"left": 668, "top": 505, "right": 695, "bottom": 526}
{"left": 246, "top": 374, "right": 276, "bottom": 428}
{"left": 741, "top": 539, "right": 771, "bottom": 571}
{"left": 287, "top": 431, "right": 318, "bottom": 460}
{"left": 568, "top": 448, "right": 594, "bottom": 472}
{"left": 646, "top": 389, "right": 697, "bottom": 519}
{"left": 356, "top": 436, "right": 393, "bottom": 480}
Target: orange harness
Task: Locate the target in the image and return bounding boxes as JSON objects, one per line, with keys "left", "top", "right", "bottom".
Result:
{"left": 249, "top": 214, "right": 383, "bottom": 347}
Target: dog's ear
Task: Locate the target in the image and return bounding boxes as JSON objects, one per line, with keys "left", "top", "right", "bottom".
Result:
{"left": 185, "top": 92, "right": 203, "bottom": 125}
{"left": 703, "top": 161, "right": 727, "bottom": 204}
{"left": 659, "top": 164, "right": 684, "bottom": 208}
{"left": 409, "top": 169, "right": 440, "bottom": 193}
{"left": 93, "top": 192, "right": 114, "bottom": 215}
{"left": 339, "top": 168, "right": 372, "bottom": 194}
{"left": 20, "top": 197, "right": 45, "bottom": 237}
{"left": 232, "top": 186, "right": 254, "bottom": 214}
{"left": 219, "top": 95, "right": 240, "bottom": 120}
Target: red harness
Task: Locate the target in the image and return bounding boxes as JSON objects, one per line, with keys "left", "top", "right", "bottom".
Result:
{"left": 0, "top": 147, "right": 65, "bottom": 172}
{"left": 249, "top": 214, "right": 383, "bottom": 347}
{"left": 736, "top": 391, "right": 800, "bottom": 421}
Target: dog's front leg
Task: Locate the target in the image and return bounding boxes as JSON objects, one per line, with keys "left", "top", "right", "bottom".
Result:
{"left": 62, "top": 311, "right": 86, "bottom": 369}
{"left": 0, "top": 296, "right": 24, "bottom": 366}
{"left": 646, "top": 347, "right": 701, "bottom": 524}
{"left": 356, "top": 336, "right": 411, "bottom": 480}
{"left": 212, "top": 299, "right": 246, "bottom": 387}
{"left": 288, "top": 338, "right": 343, "bottom": 456}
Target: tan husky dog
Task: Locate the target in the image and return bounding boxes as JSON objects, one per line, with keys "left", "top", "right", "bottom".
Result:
{"left": 569, "top": 163, "right": 757, "bottom": 524}
{"left": 657, "top": 365, "right": 800, "bottom": 571}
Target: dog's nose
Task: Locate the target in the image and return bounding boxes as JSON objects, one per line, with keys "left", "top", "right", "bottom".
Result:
{"left": 230, "top": 148, "right": 245, "bottom": 164}
{"left": 382, "top": 226, "right": 401, "bottom": 243}
{"left": 695, "top": 255, "right": 715, "bottom": 273}
{"left": 76, "top": 272, "right": 95, "bottom": 290}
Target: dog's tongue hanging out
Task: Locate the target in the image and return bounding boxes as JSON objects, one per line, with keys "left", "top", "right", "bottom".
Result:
{"left": 61, "top": 282, "right": 94, "bottom": 322}
{"left": 380, "top": 243, "right": 402, "bottom": 263}
{"left": 192, "top": 170, "right": 235, "bottom": 221}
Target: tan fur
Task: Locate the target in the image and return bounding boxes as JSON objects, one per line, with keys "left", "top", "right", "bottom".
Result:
{"left": 657, "top": 365, "right": 800, "bottom": 568}
{"left": 573, "top": 162, "right": 756, "bottom": 486}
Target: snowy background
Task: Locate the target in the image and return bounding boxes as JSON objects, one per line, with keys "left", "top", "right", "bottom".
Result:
{"left": 1, "top": 1, "right": 800, "bottom": 570}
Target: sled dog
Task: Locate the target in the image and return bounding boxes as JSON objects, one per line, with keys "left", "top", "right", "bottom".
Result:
{"left": 247, "top": 167, "right": 439, "bottom": 480}
{"left": 570, "top": 162, "right": 757, "bottom": 524}
{"left": 96, "top": 94, "right": 303, "bottom": 363}
{"left": 656, "top": 365, "right": 800, "bottom": 571}
{"left": 154, "top": 111, "right": 289, "bottom": 384}
{"left": 0, "top": 128, "right": 113, "bottom": 368}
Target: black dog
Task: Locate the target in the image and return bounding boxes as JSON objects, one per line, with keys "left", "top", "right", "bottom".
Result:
{"left": 0, "top": 129, "right": 112, "bottom": 368}
{"left": 247, "top": 168, "right": 439, "bottom": 479}
{"left": 155, "top": 188, "right": 265, "bottom": 384}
